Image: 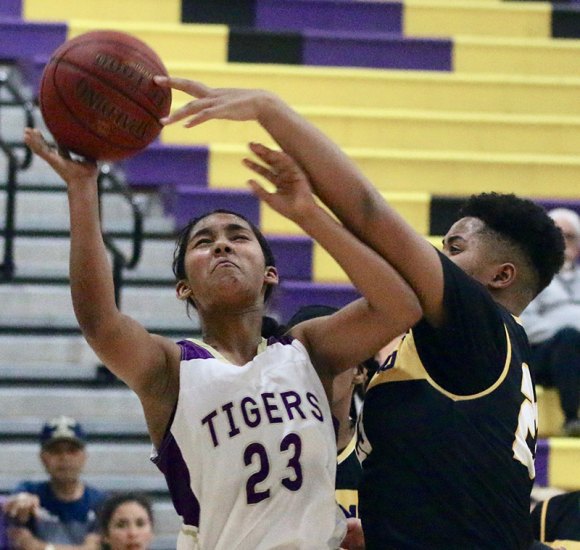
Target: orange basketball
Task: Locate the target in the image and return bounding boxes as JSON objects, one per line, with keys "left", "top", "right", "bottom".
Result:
{"left": 39, "top": 30, "right": 172, "bottom": 161}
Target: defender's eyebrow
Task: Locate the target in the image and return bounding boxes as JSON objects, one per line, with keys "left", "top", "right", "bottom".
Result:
{"left": 443, "top": 235, "right": 466, "bottom": 247}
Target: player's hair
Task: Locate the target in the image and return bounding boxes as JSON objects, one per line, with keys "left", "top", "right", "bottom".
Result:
{"left": 99, "top": 492, "right": 153, "bottom": 545}
{"left": 173, "top": 209, "right": 277, "bottom": 312}
{"left": 459, "top": 192, "right": 564, "bottom": 296}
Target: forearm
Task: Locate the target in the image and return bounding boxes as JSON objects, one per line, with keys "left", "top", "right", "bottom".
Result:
{"left": 257, "top": 94, "right": 427, "bottom": 274}
{"left": 257, "top": 95, "right": 440, "bottom": 316}
{"left": 296, "top": 204, "right": 418, "bottom": 317}
{"left": 67, "top": 184, "right": 119, "bottom": 337}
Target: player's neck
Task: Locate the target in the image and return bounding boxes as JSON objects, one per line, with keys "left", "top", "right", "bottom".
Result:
{"left": 201, "top": 308, "right": 264, "bottom": 365}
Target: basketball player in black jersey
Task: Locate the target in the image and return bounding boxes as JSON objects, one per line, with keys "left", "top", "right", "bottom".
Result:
{"left": 154, "top": 76, "right": 566, "bottom": 549}
{"left": 531, "top": 490, "right": 580, "bottom": 547}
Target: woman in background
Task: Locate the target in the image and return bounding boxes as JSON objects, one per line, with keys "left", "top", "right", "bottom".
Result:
{"left": 99, "top": 493, "right": 153, "bottom": 550}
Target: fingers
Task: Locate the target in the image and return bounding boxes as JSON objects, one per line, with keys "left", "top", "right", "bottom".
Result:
{"left": 154, "top": 76, "right": 210, "bottom": 97}
{"left": 247, "top": 179, "right": 270, "bottom": 203}
{"left": 154, "top": 76, "right": 213, "bottom": 125}
{"left": 243, "top": 157, "right": 276, "bottom": 185}
{"left": 23, "top": 128, "right": 53, "bottom": 159}
{"left": 247, "top": 142, "right": 305, "bottom": 184}
{"left": 162, "top": 97, "right": 215, "bottom": 126}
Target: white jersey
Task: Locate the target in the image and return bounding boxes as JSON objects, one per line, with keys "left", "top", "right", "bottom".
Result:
{"left": 152, "top": 335, "right": 346, "bottom": 550}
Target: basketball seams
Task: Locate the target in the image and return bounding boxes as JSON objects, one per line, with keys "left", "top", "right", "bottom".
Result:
{"left": 55, "top": 57, "right": 164, "bottom": 130}
{"left": 43, "top": 63, "right": 141, "bottom": 157}
{"left": 39, "top": 30, "right": 171, "bottom": 160}
{"left": 53, "top": 40, "right": 169, "bottom": 120}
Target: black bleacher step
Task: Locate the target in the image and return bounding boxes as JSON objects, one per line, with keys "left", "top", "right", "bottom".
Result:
{"left": 0, "top": 363, "right": 97, "bottom": 384}
{"left": 6, "top": 268, "right": 176, "bottom": 287}
{"left": 0, "top": 226, "right": 175, "bottom": 240}
{"left": 0, "top": 322, "right": 200, "bottom": 338}
{"left": 0, "top": 420, "right": 149, "bottom": 443}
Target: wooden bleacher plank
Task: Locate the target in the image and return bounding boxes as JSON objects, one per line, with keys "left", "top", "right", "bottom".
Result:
{"left": 455, "top": 35, "right": 580, "bottom": 78}
{"left": 404, "top": 0, "right": 551, "bottom": 39}
{"left": 161, "top": 103, "right": 580, "bottom": 157}
{"left": 67, "top": 20, "right": 228, "bottom": 64}
{"left": 23, "top": 0, "right": 180, "bottom": 24}
{"left": 207, "top": 143, "right": 580, "bottom": 198}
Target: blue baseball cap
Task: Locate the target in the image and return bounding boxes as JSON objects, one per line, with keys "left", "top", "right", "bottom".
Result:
{"left": 40, "top": 416, "right": 86, "bottom": 450}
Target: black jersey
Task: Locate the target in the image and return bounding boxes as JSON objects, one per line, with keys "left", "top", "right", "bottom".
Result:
{"left": 357, "top": 253, "right": 537, "bottom": 550}
{"left": 336, "top": 434, "right": 362, "bottom": 519}
{"left": 531, "top": 491, "right": 580, "bottom": 545}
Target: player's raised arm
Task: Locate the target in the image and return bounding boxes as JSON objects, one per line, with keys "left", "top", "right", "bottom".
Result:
{"left": 23, "top": 130, "right": 180, "bottom": 430}
{"left": 155, "top": 78, "right": 444, "bottom": 326}
{"left": 243, "top": 142, "right": 421, "bottom": 376}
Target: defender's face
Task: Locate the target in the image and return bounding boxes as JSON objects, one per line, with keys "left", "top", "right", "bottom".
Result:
{"left": 181, "top": 213, "right": 276, "bottom": 310}
{"left": 442, "top": 217, "right": 499, "bottom": 286}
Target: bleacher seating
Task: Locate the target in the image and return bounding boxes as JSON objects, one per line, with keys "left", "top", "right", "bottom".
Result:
{"left": 1, "top": 2, "right": 580, "bottom": 548}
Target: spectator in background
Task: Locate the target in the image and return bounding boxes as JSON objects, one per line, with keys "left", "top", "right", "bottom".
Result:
{"left": 521, "top": 208, "right": 580, "bottom": 437}
{"left": 98, "top": 493, "right": 154, "bottom": 550}
{"left": 531, "top": 490, "right": 580, "bottom": 548}
{"left": 3, "top": 415, "right": 106, "bottom": 550}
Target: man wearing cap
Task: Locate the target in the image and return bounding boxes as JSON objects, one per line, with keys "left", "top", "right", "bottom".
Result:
{"left": 3, "top": 416, "right": 106, "bottom": 550}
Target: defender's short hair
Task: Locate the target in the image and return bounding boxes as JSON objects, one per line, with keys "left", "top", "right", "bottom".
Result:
{"left": 459, "top": 193, "right": 564, "bottom": 295}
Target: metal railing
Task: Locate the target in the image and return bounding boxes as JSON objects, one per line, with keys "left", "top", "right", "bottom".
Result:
{"left": 98, "top": 164, "right": 144, "bottom": 307}
{"left": 0, "top": 67, "right": 144, "bottom": 306}
{"left": 0, "top": 69, "right": 34, "bottom": 281}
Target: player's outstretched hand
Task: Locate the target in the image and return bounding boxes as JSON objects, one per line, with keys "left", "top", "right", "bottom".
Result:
{"left": 154, "top": 76, "right": 274, "bottom": 128}
{"left": 243, "top": 142, "right": 316, "bottom": 224}
{"left": 24, "top": 128, "right": 98, "bottom": 186}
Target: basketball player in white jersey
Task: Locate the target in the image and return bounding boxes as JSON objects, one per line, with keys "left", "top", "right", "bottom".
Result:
{"left": 24, "top": 130, "right": 421, "bottom": 549}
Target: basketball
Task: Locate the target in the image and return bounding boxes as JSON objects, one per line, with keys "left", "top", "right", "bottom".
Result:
{"left": 39, "top": 30, "right": 172, "bottom": 161}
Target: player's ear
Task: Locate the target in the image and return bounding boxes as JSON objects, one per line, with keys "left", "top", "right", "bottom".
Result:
{"left": 489, "top": 263, "right": 516, "bottom": 290}
{"left": 176, "top": 280, "right": 193, "bottom": 301}
{"left": 264, "top": 266, "right": 279, "bottom": 286}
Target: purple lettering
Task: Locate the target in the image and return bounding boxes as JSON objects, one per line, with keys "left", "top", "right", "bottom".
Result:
{"left": 201, "top": 410, "right": 219, "bottom": 447}
{"left": 280, "top": 391, "right": 307, "bottom": 420}
{"left": 222, "top": 401, "right": 240, "bottom": 438}
{"left": 261, "top": 392, "right": 283, "bottom": 424}
{"left": 307, "top": 392, "right": 324, "bottom": 422}
{"left": 241, "top": 397, "right": 261, "bottom": 428}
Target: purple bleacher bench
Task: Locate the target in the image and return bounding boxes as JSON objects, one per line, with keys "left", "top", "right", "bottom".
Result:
{"left": 255, "top": 0, "right": 403, "bottom": 34}
{"left": 0, "top": 17, "right": 66, "bottom": 63}
{"left": 304, "top": 30, "right": 452, "bottom": 71}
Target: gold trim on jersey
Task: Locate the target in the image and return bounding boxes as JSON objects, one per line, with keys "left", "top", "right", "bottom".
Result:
{"left": 337, "top": 433, "right": 357, "bottom": 466}
{"left": 368, "top": 325, "right": 512, "bottom": 402}
{"left": 540, "top": 498, "right": 549, "bottom": 542}
{"left": 512, "top": 314, "right": 525, "bottom": 327}
{"left": 185, "top": 338, "right": 269, "bottom": 365}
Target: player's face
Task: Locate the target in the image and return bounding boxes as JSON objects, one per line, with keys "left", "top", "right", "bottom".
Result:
{"left": 442, "top": 217, "right": 500, "bottom": 286}
{"left": 40, "top": 441, "right": 86, "bottom": 484}
{"left": 103, "top": 501, "right": 154, "bottom": 550}
{"left": 180, "top": 213, "right": 278, "bottom": 311}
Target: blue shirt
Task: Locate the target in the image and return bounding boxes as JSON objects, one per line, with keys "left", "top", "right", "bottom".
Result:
{"left": 13, "top": 481, "right": 106, "bottom": 544}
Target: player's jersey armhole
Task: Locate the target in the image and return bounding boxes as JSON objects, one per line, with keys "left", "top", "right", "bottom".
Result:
{"left": 425, "top": 324, "right": 512, "bottom": 401}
